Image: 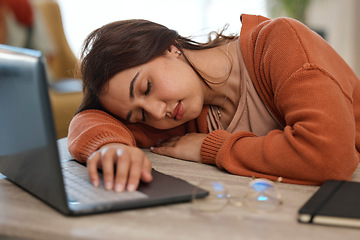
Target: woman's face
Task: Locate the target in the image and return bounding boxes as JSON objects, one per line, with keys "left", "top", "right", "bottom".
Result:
{"left": 99, "top": 46, "right": 206, "bottom": 129}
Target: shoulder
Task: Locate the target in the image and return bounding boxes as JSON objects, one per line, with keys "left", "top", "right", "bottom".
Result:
{"left": 239, "top": 14, "right": 330, "bottom": 83}
{"left": 240, "top": 14, "right": 313, "bottom": 38}
{"left": 240, "top": 14, "right": 315, "bottom": 61}
{"left": 240, "top": 14, "right": 358, "bottom": 88}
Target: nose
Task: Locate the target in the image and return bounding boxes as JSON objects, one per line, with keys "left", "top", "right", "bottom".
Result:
{"left": 143, "top": 99, "right": 166, "bottom": 120}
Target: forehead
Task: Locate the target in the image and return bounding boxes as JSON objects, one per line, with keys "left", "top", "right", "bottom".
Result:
{"left": 98, "top": 66, "right": 140, "bottom": 119}
{"left": 101, "top": 55, "right": 161, "bottom": 96}
{"left": 102, "top": 65, "right": 139, "bottom": 97}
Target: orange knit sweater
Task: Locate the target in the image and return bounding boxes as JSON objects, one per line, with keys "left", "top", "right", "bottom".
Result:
{"left": 68, "top": 14, "right": 360, "bottom": 185}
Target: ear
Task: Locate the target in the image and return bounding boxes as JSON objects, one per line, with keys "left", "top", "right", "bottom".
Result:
{"left": 167, "top": 45, "right": 181, "bottom": 57}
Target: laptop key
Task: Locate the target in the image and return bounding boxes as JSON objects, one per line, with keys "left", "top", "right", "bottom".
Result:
{"left": 61, "top": 161, "right": 148, "bottom": 205}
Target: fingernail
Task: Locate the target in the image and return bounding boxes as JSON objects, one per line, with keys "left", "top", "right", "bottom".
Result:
{"left": 92, "top": 180, "right": 99, "bottom": 187}
{"left": 105, "top": 181, "right": 112, "bottom": 190}
{"left": 101, "top": 147, "right": 109, "bottom": 157}
{"left": 116, "top": 149, "right": 123, "bottom": 157}
{"left": 127, "top": 184, "right": 136, "bottom": 192}
{"left": 115, "top": 183, "right": 124, "bottom": 193}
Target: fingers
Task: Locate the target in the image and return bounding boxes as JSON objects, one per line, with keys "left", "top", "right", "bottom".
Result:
{"left": 101, "top": 147, "right": 117, "bottom": 190}
{"left": 114, "top": 149, "right": 130, "bottom": 192}
{"left": 150, "top": 136, "right": 180, "bottom": 157}
{"left": 126, "top": 155, "right": 142, "bottom": 192}
{"left": 120, "top": 148, "right": 152, "bottom": 192}
{"left": 87, "top": 145, "right": 153, "bottom": 193}
{"left": 87, "top": 151, "right": 101, "bottom": 187}
{"left": 141, "top": 158, "right": 153, "bottom": 183}
{"left": 150, "top": 133, "right": 206, "bottom": 163}
{"left": 150, "top": 145, "right": 176, "bottom": 158}
{"left": 156, "top": 136, "right": 181, "bottom": 147}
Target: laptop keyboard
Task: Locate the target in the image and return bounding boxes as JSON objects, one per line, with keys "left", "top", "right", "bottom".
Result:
{"left": 61, "top": 160, "right": 148, "bottom": 205}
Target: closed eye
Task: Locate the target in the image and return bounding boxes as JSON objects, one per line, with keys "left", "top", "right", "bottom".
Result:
{"left": 141, "top": 81, "right": 151, "bottom": 122}
{"left": 145, "top": 81, "right": 151, "bottom": 95}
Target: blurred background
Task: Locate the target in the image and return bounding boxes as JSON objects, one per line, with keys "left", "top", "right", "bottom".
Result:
{"left": 1, "top": 0, "right": 359, "bottom": 139}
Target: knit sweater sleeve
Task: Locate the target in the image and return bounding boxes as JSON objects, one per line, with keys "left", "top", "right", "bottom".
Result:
{"left": 67, "top": 109, "right": 137, "bottom": 162}
{"left": 201, "top": 15, "right": 360, "bottom": 185}
{"left": 68, "top": 108, "right": 210, "bottom": 163}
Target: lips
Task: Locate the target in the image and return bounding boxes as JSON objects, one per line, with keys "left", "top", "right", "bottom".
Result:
{"left": 171, "top": 101, "right": 184, "bottom": 120}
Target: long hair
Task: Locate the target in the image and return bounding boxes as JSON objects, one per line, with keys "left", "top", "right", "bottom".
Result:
{"left": 77, "top": 19, "right": 236, "bottom": 113}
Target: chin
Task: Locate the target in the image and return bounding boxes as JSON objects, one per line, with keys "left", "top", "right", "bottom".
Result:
{"left": 151, "top": 121, "right": 185, "bottom": 130}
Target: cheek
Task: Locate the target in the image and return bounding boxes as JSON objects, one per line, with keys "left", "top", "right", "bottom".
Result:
{"left": 187, "top": 95, "right": 204, "bottom": 119}
{"left": 158, "top": 65, "right": 194, "bottom": 93}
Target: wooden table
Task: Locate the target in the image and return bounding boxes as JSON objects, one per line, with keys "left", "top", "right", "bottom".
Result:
{"left": 0, "top": 138, "right": 359, "bottom": 240}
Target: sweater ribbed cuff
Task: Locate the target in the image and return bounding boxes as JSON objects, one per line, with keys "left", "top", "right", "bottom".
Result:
{"left": 77, "top": 132, "right": 134, "bottom": 162}
{"left": 201, "top": 130, "right": 230, "bottom": 165}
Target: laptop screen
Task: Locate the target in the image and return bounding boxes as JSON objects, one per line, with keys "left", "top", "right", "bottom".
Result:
{"left": 0, "top": 45, "right": 54, "bottom": 155}
{"left": 0, "top": 44, "right": 68, "bottom": 213}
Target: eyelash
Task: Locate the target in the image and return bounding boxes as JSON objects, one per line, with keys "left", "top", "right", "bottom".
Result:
{"left": 144, "top": 81, "right": 151, "bottom": 95}
{"left": 141, "top": 81, "right": 152, "bottom": 122}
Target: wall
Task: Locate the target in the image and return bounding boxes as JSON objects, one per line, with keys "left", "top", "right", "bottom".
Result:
{"left": 306, "top": 0, "right": 360, "bottom": 77}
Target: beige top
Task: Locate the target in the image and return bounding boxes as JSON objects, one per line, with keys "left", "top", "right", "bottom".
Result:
{"left": 207, "top": 43, "right": 283, "bottom": 136}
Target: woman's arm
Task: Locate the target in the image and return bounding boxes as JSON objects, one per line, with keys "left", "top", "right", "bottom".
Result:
{"left": 68, "top": 105, "right": 210, "bottom": 161}
{"left": 201, "top": 67, "right": 358, "bottom": 185}
{"left": 67, "top": 109, "right": 137, "bottom": 162}
{"left": 68, "top": 110, "right": 154, "bottom": 191}
{"left": 67, "top": 108, "right": 201, "bottom": 191}
{"left": 204, "top": 16, "right": 360, "bottom": 185}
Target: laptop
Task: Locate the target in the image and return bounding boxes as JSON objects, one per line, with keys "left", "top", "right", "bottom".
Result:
{"left": 0, "top": 44, "right": 208, "bottom": 216}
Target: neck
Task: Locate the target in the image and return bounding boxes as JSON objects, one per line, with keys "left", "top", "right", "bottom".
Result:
{"left": 183, "top": 42, "right": 234, "bottom": 107}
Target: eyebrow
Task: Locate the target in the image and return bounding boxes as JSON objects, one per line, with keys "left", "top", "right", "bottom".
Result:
{"left": 129, "top": 71, "right": 140, "bottom": 99}
{"left": 126, "top": 71, "right": 140, "bottom": 122}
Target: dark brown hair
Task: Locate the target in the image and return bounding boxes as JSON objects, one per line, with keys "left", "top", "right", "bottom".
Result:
{"left": 77, "top": 19, "right": 236, "bottom": 113}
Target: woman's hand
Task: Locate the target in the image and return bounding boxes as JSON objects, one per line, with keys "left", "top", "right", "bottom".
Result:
{"left": 87, "top": 143, "right": 153, "bottom": 192}
{"left": 151, "top": 133, "right": 207, "bottom": 162}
